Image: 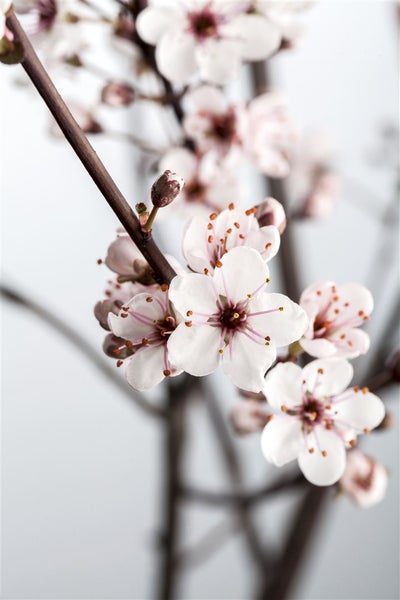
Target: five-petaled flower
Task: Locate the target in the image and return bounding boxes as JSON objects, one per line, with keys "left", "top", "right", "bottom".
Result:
{"left": 108, "top": 286, "right": 182, "bottom": 391}
{"left": 136, "top": 0, "right": 281, "bottom": 84}
{"left": 261, "top": 358, "right": 385, "bottom": 486}
{"left": 299, "top": 281, "right": 373, "bottom": 359}
{"left": 182, "top": 203, "right": 280, "bottom": 274}
{"left": 168, "top": 246, "right": 308, "bottom": 392}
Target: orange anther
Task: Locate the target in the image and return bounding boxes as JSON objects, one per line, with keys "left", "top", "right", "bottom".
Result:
{"left": 228, "top": 202, "right": 235, "bottom": 210}
{"left": 163, "top": 369, "right": 171, "bottom": 377}
{"left": 186, "top": 310, "right": 193, "bottom": 316}
{"left": 209, "top": 212, "right": 217, "bottom": 220}
{"left": 185, "top": 321, "right": 192, "bottom": 327}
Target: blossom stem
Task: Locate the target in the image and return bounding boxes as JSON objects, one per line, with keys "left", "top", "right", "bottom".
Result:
{"left": 6, "top": 11, "right": 176, "bottom": 285}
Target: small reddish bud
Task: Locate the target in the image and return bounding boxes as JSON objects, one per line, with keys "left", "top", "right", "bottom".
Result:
{"left": 151, "top": 170, "right": 184, "bottom": 208}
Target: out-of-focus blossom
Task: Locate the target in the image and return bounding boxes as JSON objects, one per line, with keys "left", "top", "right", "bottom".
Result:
{"left": 339, "top": 450, "right": 388, "bottom": 508}
{"left": 182, "top": 203, "right": 280, "bottom": 274}
{"left": 49, "top": 100, "right": 102, "bottom": 136}
{"left": 108, "top": 286, "right": 183, "bottom": 390}
{"left": 252, "top": 0, "right": 314, "bottom": 47}
{"left": 261, "top": 359, "right": 385, "bottom": 486}
{"left": 136, "top": 0, "right": 281, "bottom": 85}
{"left": 101, "top": 81, "right": 135, "bottom": 107}
{"left": 0, "top": 0, "right": 11, "bottom": 39}
{"left": 231, "top": 399, "right": 269, "bottom": 434}
{"left": 299, "top": 281, "right": 373, "bottom": 359}
{"left": 183, "top": 86, "right": 296, "bottom": 177}
{"left": 168, "top": 246, "right": 307, "bottom": 392}
{"left": 159, "top": 147, "right": 239, "bottom": 213}
{"left": 151, "top": 169, "right": 185, "bottom": 208}
{"left": 256, "top": 197, "right": 286, "bottom": 233}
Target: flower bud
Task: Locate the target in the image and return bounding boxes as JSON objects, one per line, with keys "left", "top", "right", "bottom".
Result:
{"left": 101, "top": 81, "right": 135, "bottom": 107}
{"left": 151, "top": 170, "right": 184, "bottom": 208}
{"left": 231, "top": 399, "right": 269, "bottom": 435}
{"left": 94, "top": 299, "right": 120, "bottom": 331}
{"left": 339, "top": 450, "right": 388, "bottom": 508}
{"left": 256, "top": 197, "right": 287, "bottom": 233}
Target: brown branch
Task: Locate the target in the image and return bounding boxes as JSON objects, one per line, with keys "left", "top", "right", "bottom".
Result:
{"left": 6, "top": 11, "right": 176, "bottom": 285}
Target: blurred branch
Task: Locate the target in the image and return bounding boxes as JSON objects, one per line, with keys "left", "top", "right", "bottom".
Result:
{"left": 6, "top": 11, "right": 176, "bottom": 286}
{"left": 0, "top": 282, "right": 165, "bottom": 418}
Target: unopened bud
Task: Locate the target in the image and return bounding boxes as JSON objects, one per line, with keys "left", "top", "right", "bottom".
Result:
{"left": 135, "top": 202, "right": 149, "bottom": 227}
{"left": 256, "top": 197, "right": 287, "bottom": 233}
{"left": 151, "top": 170, "right": 184, "bottom": 208}
{"left": 94, "top": 299, "right": 120, "bottom": 330}
{"left": 231, "top": 400, "right": 269, "bottom": 435}
{"left": 101, "top": 81, "right": 135, "bottom": 107}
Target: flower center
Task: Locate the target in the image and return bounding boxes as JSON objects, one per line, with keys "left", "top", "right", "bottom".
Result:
{"left": 154, "top": 315, "right": 176, "bottom": 341}
{"left": 219, "top": 305, "right": 247, "bottom": 330}
{"left": 212, "top": 111, "right": 237, "bottom": 142}
{"left": 188, "top": 10, "right": 219, "bottom": 40}
{"left": 300, "top": 398, "right": 325, "bottom": 427}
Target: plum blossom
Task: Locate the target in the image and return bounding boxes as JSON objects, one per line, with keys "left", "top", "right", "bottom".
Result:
{"left": 182, "top": 203, "right": 280, "bottom": 274}
{"left": 159, "top": 148, "right": 239, "bottom": 213}
{"left": 299, "top": 281, "right": 373, "bottom": 359}
{"left": 183, "top": 86, "right": 296, "bottom": 177}
{"left": 1, "top": 0, "right": 11, "bottom": 39}
{"left": 339, "top": 450, "right": 388, "bottom": 508}
{"left": 168, "top": 246, "right": 308, "bottom": 392}
{"left": 261, "top": 358, "right": 385, "bottom": 486}
{"left": 231, "top": 399, "right": 269, "bottom": 435}
{"left": 108, "top": 286, "right": 183, "bottom": 391}
{"left": 136, "top": 0, "right": 281, "bottom": 85}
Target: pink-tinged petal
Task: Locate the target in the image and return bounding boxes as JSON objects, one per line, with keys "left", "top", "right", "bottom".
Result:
{"left": 248, "top": 293, "right": 308, "bottom": 347}
{"left": 136, "top": 7, "right": 178, "bottom": 45}
{"left": 215, "top": 247, "right": 269, "bottom": 304}
{"left": 264, "top": 362, "right": 303, "bottom": 412}
{"left": 184, "top": 84, "right": 227, "bottom": 114}
{"left": 299, "top": 336, "right": 336, "bottom": 358}
{"left": 156, "top": 30, "right": 198, "bottom": 84}
{"left": 333, "top": 391, "right": 385, "bottom": 433}
{"left": 169, "top": 273, "right": 218, "bottom": 318}
{"left": 167, "top": 324, "right": 221, "bottom": 376}
{"left": 105, "top": 235, "right": 141, "bottom": 276}
{"left": 298, "top": 427, "right": 346, "bottom": 486}
{"left": 340, "top": 450, "right": 388, "bottom": 509}
{"left": 182, "top": 215, "right": 211, "bottom": 274}
{"left": 261, "top": 416, "right": 303, "bottom": 466}
{"left": 328, "top": 328, "right": 370, "bottom": 359}
{"left": 225, "top": 13, "right": 281, "bottom": 60}
{"left": 159, "top": 148, "right": 197, "bottom": 183}
{"left": 195, "top": 38, "right": 241, "bottom": 84}
{"left": 245, "top": 225, "right": 281, "bottom": 262}
{"left": 125, "top": 345, "right": 167, "bottom": 391}
{"left": 336, "top": 283, "right": 374, "bottom": 323}
{"left": 302, "top": 358, "right": 353, "bottom": 398}
{"left": 222, "top": 331, "right": 276, "bottom": 392}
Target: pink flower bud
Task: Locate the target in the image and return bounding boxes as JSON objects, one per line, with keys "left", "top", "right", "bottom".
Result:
{"left": 101, "top": 81, "right": 135, "bottom": 107}
{"left": 231, "top": 400, "right": 269, "bottom": 435}
{"left": 256, "top": 197, "right": 287, "bottom": 233}
{"left": 94, "top": 299, "right": 121, "bottom": 331}
{"left": 151, "top": 170, "right": 184, "bottom": 208}
{"left": 339, "top": 450, "right": 388, "bottom": 508}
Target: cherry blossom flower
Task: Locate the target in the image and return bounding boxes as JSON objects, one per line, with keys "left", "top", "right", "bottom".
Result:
{"left": 183, "top": 86, "right": 296, "bottom": 177}
{"left": 168, "top": 246, "right": 307, "bottom": 392}
{"left": 159, "top": 148, "right": 239, "bottom": 213}
{"left": 182, "top": 203, "right": 280, "bottom": 274}
{"left": 339, "top": 450, "right": 388, "bottom": 508}
{"left": 136, "top": 0, "right": 281, "bottom": 85}
{"left": 108, "top": 286, "right": 183, "bottom": 391}
{"left": 299, "top": 281, "right": 373, "bottom": 359}
{"left": 1, "top": 0, "right": 11, "bottom": 39}
{"left": 261, "top": 358, "right": 385, "bottom": 486}
{"left": 231, "top": 399, "right": 269, "bottom": 435}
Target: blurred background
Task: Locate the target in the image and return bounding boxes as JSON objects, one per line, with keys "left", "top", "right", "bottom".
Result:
{"left": 1, "top": 1, "right": 399, "bottom": 598}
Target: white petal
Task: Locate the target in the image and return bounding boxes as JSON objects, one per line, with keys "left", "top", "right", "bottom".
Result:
{"left": 136, "top": 7, "right": 178, "bottom": 45}
{"left": 336, "top": 283, "right": 374, "bottom": 323}
{"left": 264, "top": 362, "right": 303, "bottom": 411}
{"left": 159, "top": 148, "right": 197, "bottom": 182}
{"left": 125, "top": 345, "right": 166, "bottom": 391}
{"left": 299, "top": 336, "right": 337, "bottom": 358}
{"left": 226, "top": 13, "right": 281, "bottom": 61}
{"left": 105, "top": 235, "right": 140, "bottom": 276}
{"left": 222, "top": 331, "right": 276, "bottom": 392}
{"left": 108, "top": 291, "right": 165, "bottom": 341}
{"left": 261, "top": 416, "right": 303, "bottom": 466}
{"left": 333, "top": 391, "right": 385, "bottom": 432}
{"left": 182, "top": 215, "right": 212, "bottom": 274}
{"left": 169, "top": 273, "right": 218, "bottom": 318}
{"left": 298, "top": 427, "right": 346, "bottom": 486}
{"left": 245, "top": 225, "right": 281, "bottom": 262}
{"left": 214, "top": 246, "right": 269, "bottom": 304}
{"left": 302, "top": 358, "right": 353, "bottom": 398}
{"left": 185, "top": 84, "right": 227, "bottom": 114}
{"left": 156, "top": 30, "right": 198, "bottom": 83}
{"left": 328, "top": 328, "right": 370, "bottom": 359}
{"left": 195, "top": 38, "right": 241, "bottom": 84}
{"left": 167, "top": 323, "right": 221, "bottom": 376}
{"left": 248, "top": 293, "right": 308, "bottom": 347}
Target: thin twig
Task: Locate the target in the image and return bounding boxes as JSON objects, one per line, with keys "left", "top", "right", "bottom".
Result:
{"left": 6, "top": 11, "right": 176, "bottom": 286}
{"left": 0, "top": 282, "right": 165, "bottom": 418}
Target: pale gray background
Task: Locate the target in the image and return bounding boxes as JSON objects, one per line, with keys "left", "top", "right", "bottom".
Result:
{"left": 1, "top": 1, "right": 399, "bottom": 599}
